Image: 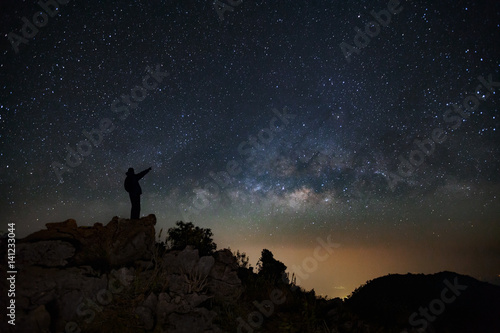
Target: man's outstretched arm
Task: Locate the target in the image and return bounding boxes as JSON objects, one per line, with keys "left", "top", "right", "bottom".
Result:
{"left": 136, "top": 167, "right": 152, "bottom": 180}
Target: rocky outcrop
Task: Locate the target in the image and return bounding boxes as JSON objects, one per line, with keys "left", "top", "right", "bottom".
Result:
{"left": 0, "top": 215, "right": 242, "bottom": 333}
{"left": 209, "top": 249, "right": 243, "bottom": 301}
{"left": 19, "top": 214, "right": 157, "bottom": 267}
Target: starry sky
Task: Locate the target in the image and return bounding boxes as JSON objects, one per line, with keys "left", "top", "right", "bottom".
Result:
{"left": 1, "top": 0, "right": 499, "bottom": 298}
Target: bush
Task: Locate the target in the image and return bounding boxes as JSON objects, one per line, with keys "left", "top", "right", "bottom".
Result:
{"left": 166, "top": 221, "right": 217, "bottom": 256}
{"left": 233, "top": 249, "right": 251, "bottom": 269}
{"left": 257, "top": 249, "right": 287, "bottom": 283}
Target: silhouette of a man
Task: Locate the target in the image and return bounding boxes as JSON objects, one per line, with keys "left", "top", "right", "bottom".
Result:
{"left": 124, "top": 167, "right": 151, "bottom": 219}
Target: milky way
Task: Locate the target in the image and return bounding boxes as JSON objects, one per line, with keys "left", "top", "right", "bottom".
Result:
{"left": 1, "top": 0, "right": 499, "bottom": 297}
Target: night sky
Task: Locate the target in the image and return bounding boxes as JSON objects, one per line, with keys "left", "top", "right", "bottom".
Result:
{"left": 1, "top": 0, "right": 499, "bottom": 298}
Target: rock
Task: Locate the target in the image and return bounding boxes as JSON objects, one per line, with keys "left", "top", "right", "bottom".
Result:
{"left": 157, "top": 292, "right": 177, "bottom": 325}
{"left": 169, "top": 274, "right": 188, "bottom": 295}
{"left": 46, "top": 218, "right": 78, "bottom": 231}
{"left": 135, "top": 305, "right": 155, "bottom": 330}
{"left": 16, "top": 305, "right": 51, "bottom": 333}
{"left": 20, "top": 214, "right": 157, "bottom": 267}
{"left": 164, "top": 247, "right": 240, "bottom": 301}
{"left": 197, "top": 256, "right": 215, "bottom": 276}
{"left": 184, "top": 292, "right": 211, "bottom": 308}
{"left": 214, "top": 249, "right": 236, "bottom": 266}
{"left": 166, "top": 308, "right": 218, "bottom": 333}
{"left": 135, "top": 259, "right": 155, "bottom": 270}
{"left": 16, "top": 265, "right": 107, "bottom": 331}
{"left": 208, "top": 249, "right": 242, "bottom": 302}
{"left": 17, "top": 240, "right": 75, "bottom": 268}
{"left": 163, "top": 245, "right": 201, "bottom": 276}
{"left": 177, "top": 245, "right": 200, "bottom": 272}
{"left": 112, "top": 267, "right": 135, "bottom": 287}
{"left": 159, "top": 292, "right": 171, "bottom": 303}
{"left": 143, "top": 292, "right": 158, "bottom": 311}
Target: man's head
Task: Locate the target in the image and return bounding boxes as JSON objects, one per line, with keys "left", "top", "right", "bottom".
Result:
{"left": 126, "top": 168, "right": 135, "bottom": 176}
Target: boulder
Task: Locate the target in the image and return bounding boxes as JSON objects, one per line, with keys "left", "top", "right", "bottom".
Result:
{"left": 209, "top": 249, "right": 242, "bottom": 302}
{"left": 16, "top": 305, "right": 51, "bottom": 333}
{"left": 166, "top": 308, "right": 218, "bottom": 333}
{"left": 17, "top": 240, "right": 75, "bottom": 268}
{"left": 20, "top": 214, "right": 157, "bottom": 267}
{"left": 197, "top": 256, "right": 216, "bottom": 276}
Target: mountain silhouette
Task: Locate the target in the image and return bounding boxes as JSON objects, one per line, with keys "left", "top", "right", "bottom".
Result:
{"left": 344, "top": 271, "right": 500, "bottom": 332}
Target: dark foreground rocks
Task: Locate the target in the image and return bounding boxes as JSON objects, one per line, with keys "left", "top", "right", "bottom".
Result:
{"left": 0, "top": 215, "right": 241, "bottom": 333}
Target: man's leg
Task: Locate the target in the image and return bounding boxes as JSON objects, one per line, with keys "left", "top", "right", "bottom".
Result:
{"left": 130, "top": 193, "right": 141, "bottom": 219}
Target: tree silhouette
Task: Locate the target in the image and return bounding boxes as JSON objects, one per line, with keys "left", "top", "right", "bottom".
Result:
{"left": 166, "top": 221, "right": 217, "bottom": 256}
{"left": 257, "top": 249, "right": 287, "bottom": 283}
{"left": 233, "top": 249, "right": 251, "bottom": 269}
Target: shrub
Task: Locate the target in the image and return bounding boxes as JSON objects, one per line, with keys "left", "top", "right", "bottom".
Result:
{"left": 166, "top": 221, "right": 217, "bottom": 256}
{"left": 257, "top": 249, "right": 287, "bottom": 283}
